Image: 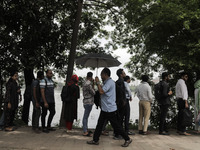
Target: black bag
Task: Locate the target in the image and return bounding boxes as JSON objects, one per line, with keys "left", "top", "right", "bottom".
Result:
{"left": 60, "top": 85, "right": 71, "bottom": 103}
{"left": 180, "top": 108, "right": 193, "bottom": 126}
{"left": 94, "top": 90, "right": 100, "bottom": 109}
{"left": 154, "top": 81, "right": 163, "bottom": 103}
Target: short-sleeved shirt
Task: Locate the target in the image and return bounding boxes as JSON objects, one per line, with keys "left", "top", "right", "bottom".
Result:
{"left": 40, "top": 77, "right": 55, "bottom": 103}
{"left": 101, "top": 78, "right": 117, "bottom": 112}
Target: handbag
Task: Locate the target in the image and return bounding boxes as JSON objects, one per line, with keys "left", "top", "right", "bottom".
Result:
{"left": 180, "top": 108, "right": 193, "bottom": 126}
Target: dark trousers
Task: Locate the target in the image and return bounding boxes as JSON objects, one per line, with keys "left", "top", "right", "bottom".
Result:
{"left": 124, "top": 100, "right": 130, "bottom": 132}
{"left": 41, "top": 103, "right": 56, "bottom": 128}
{"left": 32, "top": 101, "right": 41, "bottom": 129}
{"left": 114, "top": 106, "right": 126, "bottom": 136}
{"left": 4, "top": 103, "right": 16, "bottom": 127}
{"left": 93, "top": 110, "right": 130, "bottom": 142}
{"left": 177, "top": 99, "right": 186, "bottom": 132}
{"left": 159, "top": 104, "right": 169, "bottom": 133}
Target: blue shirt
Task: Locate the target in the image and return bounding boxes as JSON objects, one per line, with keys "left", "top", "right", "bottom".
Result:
{"left": 101, "top": 78, "right": 117, "bottom": 112}
{"left": 40, "top": 77, "right": 55, "bottom": 103}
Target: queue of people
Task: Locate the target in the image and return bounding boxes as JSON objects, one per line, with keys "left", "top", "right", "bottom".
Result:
{"left": 1, "top": 68, "right": 200, "bottom": 147}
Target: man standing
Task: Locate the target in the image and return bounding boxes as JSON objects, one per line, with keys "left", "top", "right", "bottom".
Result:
{"left": 124, "top": 76, "right": 134, "bottom": 135}
{"left": 40, "top": 69, "right": 56, "bottom": 133}
{"left": 82, "top": 72, "right": 95, "bottom": 136}
{"left": 136, "top": 75, "right": 153, "bottom": 135}
{"left": 87, "top": 68, "right": 132, "bottom": 147}
{"left": 158, "top": 72, "right": 172, "bottom": 135}
{"left": 114, "top": 69, "right": 127, "bottom": 139}
{"left": 176, "top": 72, "right": 191, "bottom": 135}
{"left": 31, "top": 71, "right": 44, "bottom": 133}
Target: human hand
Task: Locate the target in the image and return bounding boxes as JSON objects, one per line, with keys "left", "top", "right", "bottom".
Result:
{"left": 168, "top": 90, "right": 173, "bottom": 95}
{"left": 185, "top": 102, "right": 189, "bottom": 108}
{"left": 8, "top": 102, "right": 11, "bottom": 109}
{"left": 95, "top": 77, "right": 100, "bottom": 83}
{"left": 44, "top": 102, "right": 49, "bottom": 108}
{"left": 36, "top": 102, "right": 40, "bottom": 108}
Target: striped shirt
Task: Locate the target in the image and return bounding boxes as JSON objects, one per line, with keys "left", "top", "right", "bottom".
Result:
{"left": 40, "top": 77, "right": 55, "bottom": 103}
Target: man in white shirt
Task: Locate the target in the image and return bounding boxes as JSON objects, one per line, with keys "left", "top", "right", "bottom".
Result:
{"left": 135, "top": 75, "right": 153, "bottom": 135}
{"left": 175, "top": 72, "right": 191, "bottom": 136}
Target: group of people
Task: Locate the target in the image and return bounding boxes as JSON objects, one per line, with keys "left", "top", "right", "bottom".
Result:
{"left": 1, "top": 67, "right": 200, "bottom": 147}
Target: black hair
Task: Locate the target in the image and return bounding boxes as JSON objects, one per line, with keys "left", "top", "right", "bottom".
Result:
{"left": 124, "top": 76, "right": 130, "bottom": 81}
{"left": 116, "top": 69, "right": 123, "bottom": 77}
{"left": 87, "top": 72, "right": 93, "bottom": 78}
{"left": 180, "top": 72, "right": 188, "bottom": 78}
{"left": 46, "top": 69, "right": 52, "bottom": 74}
{"left": 10, "top": 70, "right": 18, "bottom": 77}
{"left": 141, "top": 75, "right": 149, "bottom": 82}
{"left": 37, "top": 71, "right": 44, "bottom": 79}
{"left": 101, "top": 67, "right": 111, "bottom": 77}
{"left": 162, "top": 72, "right": 169, "bottom": 80}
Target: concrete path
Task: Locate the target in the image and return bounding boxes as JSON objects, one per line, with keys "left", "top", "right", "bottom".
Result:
{"left": 0, "top": 127, "right": 199, "bottom": 150}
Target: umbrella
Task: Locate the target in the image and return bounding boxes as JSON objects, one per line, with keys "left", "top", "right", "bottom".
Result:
{"left": 75, "top": 53, "right": 121, "bottom": 75}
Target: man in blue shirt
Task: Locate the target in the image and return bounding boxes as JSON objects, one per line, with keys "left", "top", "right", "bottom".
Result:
{"left": 40, "top": 69, "right": 56, "bottom": 133}
{"left": 87, "top": 68, "right": 132, "bottom": 147}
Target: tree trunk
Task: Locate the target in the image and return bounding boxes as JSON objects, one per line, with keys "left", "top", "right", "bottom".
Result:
{"left": 22, "top": 68, "right": 35, "bottom": 125}
{"left": 60, "top": 0, "right": 83, "bottom": 127}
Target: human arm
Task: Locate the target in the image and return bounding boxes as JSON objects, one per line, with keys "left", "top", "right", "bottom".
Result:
{"left": 40, "top": 79, "right": 48, "bottom": 108}
{"left": 95, "top": 77, "right": 104, "bottom": 95}
{"left": 33, "top": 87, "right": 40, "bottom": 108}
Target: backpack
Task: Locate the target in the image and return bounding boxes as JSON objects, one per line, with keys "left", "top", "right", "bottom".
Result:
{"left": 60, "top": 85, "right": 71, "bottom": 103}
{"left": 154, "top": 81, "right": 163, "bottom": 102}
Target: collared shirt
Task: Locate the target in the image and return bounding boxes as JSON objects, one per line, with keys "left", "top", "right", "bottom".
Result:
{"left": 82, "top": 79, "right": 95, "bottom": 105}
{"left": 176, "top": 79, "right": 188, "bottom": 100}
{"left": 135, "top": 81, "right": 153, "bottom": 102}
{"left": 101, "top": 78, "right": 117, "bottom": 112}
{"left": 40, "top": 77, "right": 55, "bottom": 103}
{"left": 124, "top": 81, "right": 132, "bottom": 100}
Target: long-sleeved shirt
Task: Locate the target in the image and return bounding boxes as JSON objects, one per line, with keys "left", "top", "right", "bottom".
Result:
{"left": 176, "top": 79, "right": 188, "bottom": 101}
{"left": 82, "top": 79, "right": 95, "bottom": 105}
{"left": 160, "top": 81, "right": 171, "bottom": 105}
{"left": 124, "top": 81, "right": 132, "bottom": 100}
{"left": 135, "top": 82, "right": 153, "bottom": 102}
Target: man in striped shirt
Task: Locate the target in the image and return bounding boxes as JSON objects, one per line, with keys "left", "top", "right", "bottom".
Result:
{"left": 40, "top": 69, "right": 56, "bottom": 133}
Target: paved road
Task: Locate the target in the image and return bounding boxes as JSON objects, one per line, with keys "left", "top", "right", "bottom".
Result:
{"left": 0, "top": 127, "right": 199, "bottom": 150}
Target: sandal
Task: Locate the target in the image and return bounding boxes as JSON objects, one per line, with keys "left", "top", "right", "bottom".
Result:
{"left": 5, "top": 127, "right": 14, "bottom": 132}
{"left": 83, "top": 131, "right": 92, "bottom": 137}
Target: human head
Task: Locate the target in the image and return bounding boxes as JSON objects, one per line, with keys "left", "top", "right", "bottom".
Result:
{"left": 37, "top": 71, "right": 44, "bottom": 80}
{"left": 116, "top": 69, "right": 126, "bottom": 78}
{"left": 101, "top": 67, "right": 111, "bottom": 81}
{"left": 46, "top": 69, "right": 53, "bottom": 79}
{"left": 124, "top": 76, "right": 131, "bottom": 83}
{"left": 71, "top": 74, "right": 79, "bottom": 83}
{"left": 141, "top": 75, "right": 149, "bottom": 82}
{"left": 87, "top": 72, "right": 93, "bottom": 81}
{"left": 180, "top": 72, "right": 188, "bottom": 81}
{"left": 162, "top": 72, "right": 170, "bottom": 81}
{"left": 10, "top": 70, "right": 18, "bottom": 81}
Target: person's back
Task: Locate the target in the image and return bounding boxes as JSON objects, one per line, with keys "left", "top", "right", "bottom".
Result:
{"left": 136, "top": 82, "right": 152, "bottom": 101}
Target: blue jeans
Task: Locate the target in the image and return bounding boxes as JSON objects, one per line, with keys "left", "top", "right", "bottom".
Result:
{"left": 82, "top": 104, "right": 93, "bottom": 132}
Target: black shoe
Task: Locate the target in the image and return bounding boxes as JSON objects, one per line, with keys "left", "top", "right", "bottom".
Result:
{"left": 127, "top": 131, "right": 135, "bottom": 135}
{"left": 113, "top": 135, "right": 123, "bottom": 140}
{"left": 121, "top": 139, "right": 132, "bottom": 147}
{"left": 138, "top": 130, "right": 143, "bottom": 134}
{"left": 47, "top": 127, "right": 56, "bottom": 131}
{"left": 42, "top": 128, "right": 49, "bottom": 133}
{"left": 87, "top": 140, "right": 99, "bottom": 145}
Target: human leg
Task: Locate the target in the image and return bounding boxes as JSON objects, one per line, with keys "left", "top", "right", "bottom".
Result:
{"left": 143, "top": 101, "right": 151, "bottom": 132}
{"left": 82, "top": 104, "right": 93, "bottom": 133}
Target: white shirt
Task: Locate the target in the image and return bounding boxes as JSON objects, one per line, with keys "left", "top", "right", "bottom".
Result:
{"left": 124, "top": 81, "right": 132, "bottom": 99}
{"left": 135, "top": 82, "right": 153, "bottom": 102}
{"left": 175, "top": 79, "right": 188, "bottom": 100}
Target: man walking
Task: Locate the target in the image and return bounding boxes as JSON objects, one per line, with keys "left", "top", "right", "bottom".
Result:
{"left": 124, "top": 76, "right": 134, "bottom": 135}
{"left": 114, "top": 69, "right": 127, "bottom": 139}
{"left": 87, "top": 68, "right": 132, "bottom": 147}
{"left": 31, "top": 71, "right": 44, "bottom": 133}
{"left": 158, "top": 72, "right": 172, "bottom": 135}
{"left": 82, "top": 72, "right": 95, "bottom": 136}
{"left": 40, "top": 69, "right": 56, "bottom": 133}
{"left": 176, "top": 72, "right": 191, "bottom": 136}
{"left": 136, "top": 75, "right": 153, "bottom": 135}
